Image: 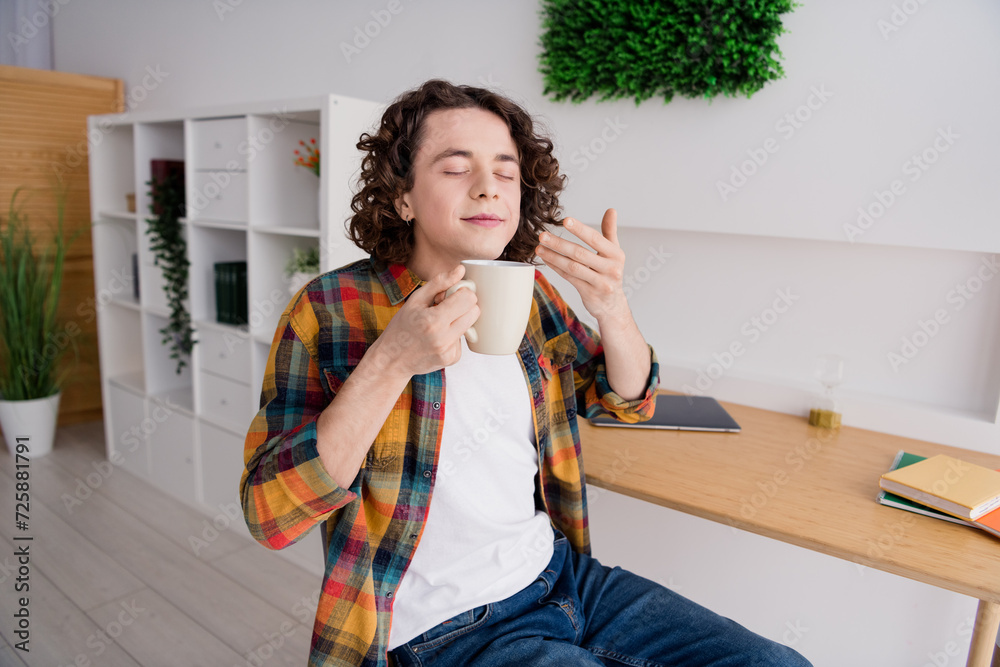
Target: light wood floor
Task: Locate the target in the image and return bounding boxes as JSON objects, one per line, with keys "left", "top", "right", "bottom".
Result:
{"left": 0, "top": 420, "right": 321, "bottom": 667}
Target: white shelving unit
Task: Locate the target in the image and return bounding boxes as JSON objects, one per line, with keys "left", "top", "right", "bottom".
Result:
{"left": 88, "top": 95, "right": 380, "bottom": 573}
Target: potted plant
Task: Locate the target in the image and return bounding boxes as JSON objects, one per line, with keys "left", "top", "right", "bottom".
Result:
{"left": 0, "top": 187, "right": 82, "bottom": 458}
{"left": 145, "top": 161, "right": 194, "bottom": 374}
{"left": 294, "top": 138, "right": 320, "bottom": 176}
{"left": 294, "top": 138, "right": 321, "bottom": 223}
{"left": 285, "top": 245, "right": 320, "bottom": 296}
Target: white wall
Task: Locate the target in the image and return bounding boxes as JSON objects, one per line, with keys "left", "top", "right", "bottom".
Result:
{"left": 53, "top": 1, "right": 999, "bottom": 664}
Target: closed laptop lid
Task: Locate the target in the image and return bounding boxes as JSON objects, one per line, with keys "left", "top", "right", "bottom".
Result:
{"left": 588, "top": 394, "right": 741, "bottom": 432}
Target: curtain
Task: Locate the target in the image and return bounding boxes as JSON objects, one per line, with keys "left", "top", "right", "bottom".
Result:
{"left": 0, "top": 0, "right": 55, "bottom": 69}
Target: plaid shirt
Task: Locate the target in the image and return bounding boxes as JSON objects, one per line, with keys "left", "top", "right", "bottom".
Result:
{"left": 240, "top": 256, "right": 659, "bottom": 667}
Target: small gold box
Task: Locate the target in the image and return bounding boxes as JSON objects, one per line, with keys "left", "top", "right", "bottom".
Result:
{"left": 808, "top": 408, "right": 841, "bottom": 429}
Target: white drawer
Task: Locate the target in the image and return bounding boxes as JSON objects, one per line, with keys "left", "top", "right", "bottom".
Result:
{"left": 105, "top": 382, "right": 150, "bottom": 480}
{"left": 189, "top": 170, "right": 248, "bottom": 222}
{"left": 199, "top": 420, "right": 246, "bottom": 511}
{"left": 190, "top": 117, "right": 248, "bottom": 171}
{"left": 198, "top": 370, "right": 253, "bottom": 432}
{"left": 147, "top": 404, "right": 196, "bottom": 503}
{"left": 197, "top": 326, "right": 251, "bottom": 384}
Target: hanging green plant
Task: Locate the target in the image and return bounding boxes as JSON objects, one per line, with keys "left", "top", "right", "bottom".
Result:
{"left": 539, "top": 0, "right": 799, "bottom": 105}
{"left": 145, "top": 166, "right": 195, "bottom": 374}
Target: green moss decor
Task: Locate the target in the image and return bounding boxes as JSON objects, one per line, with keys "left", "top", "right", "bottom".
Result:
{"left": 539, "top": 0, "right": 799, "bottom": 105}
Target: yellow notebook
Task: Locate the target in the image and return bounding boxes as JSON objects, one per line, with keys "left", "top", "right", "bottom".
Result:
{"left": 878, "top": 454, "right": 1000, "bottom": 520}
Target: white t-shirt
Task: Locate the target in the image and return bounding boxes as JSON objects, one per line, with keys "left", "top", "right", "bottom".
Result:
{"left": 387, "top": 336, "right": 555, "bottom": 650}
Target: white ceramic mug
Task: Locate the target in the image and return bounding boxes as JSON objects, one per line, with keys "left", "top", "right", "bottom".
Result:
{"left": 444, "top": 260, "right": 536, "bottom": 355}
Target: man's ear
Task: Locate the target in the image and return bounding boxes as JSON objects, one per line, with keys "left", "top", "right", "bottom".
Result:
{"left": 393, "top": 192, "right": 412, "bottom": 221}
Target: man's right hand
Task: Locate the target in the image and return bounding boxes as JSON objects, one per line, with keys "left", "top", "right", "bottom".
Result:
{"left": 371, "top": 264, "right": 480, "bottom": 378}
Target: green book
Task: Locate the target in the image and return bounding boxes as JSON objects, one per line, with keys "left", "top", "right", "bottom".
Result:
{"left": 877, "top": 451, "right": 970, "bottom": 526}
{"left": 215, "top": 261, "right": 233, "bottom": 324}
{"left": 214, "top": 262, "right": 226, "bottom": 323}
{"left": 225, "top": 262, "right": 236, "bottom": 324}
{"left": 235, "top": 261, "right": 247, "bottom": 325}
{"left": 214, "top": 263, "right": 221, "bottom": 322}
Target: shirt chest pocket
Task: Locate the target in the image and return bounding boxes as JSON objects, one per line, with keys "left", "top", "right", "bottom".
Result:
{"left": 539, "top": 331, "right": 578, "bottom": 381}
{"left": 321, "top": 367, "right": 401, "bottom": 472}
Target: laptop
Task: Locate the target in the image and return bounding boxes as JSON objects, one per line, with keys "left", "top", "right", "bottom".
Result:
{"left": 588, "top": 394, "right": 741, "bottom": 432}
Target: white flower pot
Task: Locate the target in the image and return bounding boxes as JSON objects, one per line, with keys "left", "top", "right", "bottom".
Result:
{"left": 0, "top": 392, "right": 61, "bottom": 458}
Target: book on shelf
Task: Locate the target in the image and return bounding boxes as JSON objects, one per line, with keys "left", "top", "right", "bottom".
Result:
{"left": 235, "top": 262, "right": 247, "bottom": 325}
{"left": 213, "top": 261, "right": 247, "bottom": 325}
{"left": 149, "top": 159, "right": 185, "bottom": 216}
{"left": 214, "top": 262, "right": 224, "bottom": 322}
{"left": 878, "top": 450, "right": 1000, "bottom": 539}
{"left": 132, "top": 253, "right": 140, "bottom": 301}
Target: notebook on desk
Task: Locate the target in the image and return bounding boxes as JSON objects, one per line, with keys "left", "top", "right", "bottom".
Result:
{"left": 588, "top": 394, "right": 742, "bottom": 432}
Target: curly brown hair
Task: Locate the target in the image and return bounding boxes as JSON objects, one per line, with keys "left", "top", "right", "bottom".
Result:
{"left": 347, "top": 79, "right": 566, "bottom": 266}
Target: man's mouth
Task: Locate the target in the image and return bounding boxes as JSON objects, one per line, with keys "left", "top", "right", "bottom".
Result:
{"left": 462, "top": 214, "right": 503, "bottom": 228}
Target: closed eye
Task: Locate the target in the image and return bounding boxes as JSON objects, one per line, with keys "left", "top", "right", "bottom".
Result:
{"left": 444, "top": 171, "right": 516, "bottom": 181}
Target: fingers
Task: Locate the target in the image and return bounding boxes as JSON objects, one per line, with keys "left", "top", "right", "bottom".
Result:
{"left": 537, "top": 229, "right": 617, "bottom": 276}
{"left": 416, "top": 264, "right": 465, "bottom": 307}
{"left": 537, "top": 242, "right": 601, "bottom": 287}
{"left": 601, "top": 208, "right": 619, "bottom": 246}
{"left": 448, "top": 298, "right": 481, "bottom": 339}
{"left": 561, "top": 216, "right": 620, "bottom": 257}
{"left": 436, "top": 283, "right": 478, "bottom": 323}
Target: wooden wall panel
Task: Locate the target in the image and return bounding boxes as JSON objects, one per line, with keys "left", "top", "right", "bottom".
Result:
{"left": 0, "top": 65, "right": 123, "bottom": 426}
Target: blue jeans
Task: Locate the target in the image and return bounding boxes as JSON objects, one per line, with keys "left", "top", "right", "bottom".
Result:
{"left": 388, "top": 530, "right": 812, "bottom": 666}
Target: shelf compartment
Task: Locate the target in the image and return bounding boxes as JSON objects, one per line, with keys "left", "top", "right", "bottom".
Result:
{"left": 248, "top": 229, "right": 316, "bottom": 340}
{"left": 92, "top": 216, "right": 139, "bottom": 305}
{"left": 107, "top": 369, "right": 145, "bottom": 395}
{"left": 142, "top": 311, "right": 193, "bottom": 399}
{"left": 137, "top": 214, "right": 189, "bottom": 267}
{"left": 96, "top": 302, "right": 144, "bottom": 387}
{"left": 89, "top": 123, "right": 135, "bottom": 216}
{"left": 138, "top": 260, "right": 171, "bottom": 313}
{"left": 188, "top": 225, "right": 248, "bottom": 326}
{"left": 98, "top": 210, "right": 138, "bottom": 221}
{"left": 134, "top": 121, "right": 185, "bottom": 218}
{"left": 248, "top": 113, "right": 321, "bottom": 233}
{"left": 148, "top": 384, "right": 195, "bottom": 417}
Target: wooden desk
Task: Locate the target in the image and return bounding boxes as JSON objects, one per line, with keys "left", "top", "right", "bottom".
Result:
{"left": 579, "top": 392, "right": 1000, "bottom": 667}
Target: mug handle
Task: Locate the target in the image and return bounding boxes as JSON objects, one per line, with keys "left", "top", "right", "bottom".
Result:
{"left": 444, "top": 279, "right": 479, "bottom": 344}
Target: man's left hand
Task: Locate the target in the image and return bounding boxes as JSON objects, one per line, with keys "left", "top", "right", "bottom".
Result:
{"left": 534, "top": 208, "right": 630, "bottom": 324}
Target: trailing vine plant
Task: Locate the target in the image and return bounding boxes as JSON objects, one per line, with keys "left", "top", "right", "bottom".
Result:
{"left": 539, "top": 0, "right": 800, "bottom": 105}
{"left": 145, "top": 168, "right": 194, "bottom": 374}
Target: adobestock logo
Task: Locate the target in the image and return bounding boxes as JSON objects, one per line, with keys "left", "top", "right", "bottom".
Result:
{"left": 877, "top": 0, "right": 932, "bottom": 40}
{"left": 716, "top": 85, "right": 833, "bottom": 202}
{"left": 569, "top": 117, "right": 628, "bottom": 173}
{"left": 886, "top": 254, "right": 996, "bottom": 372}
{"left": 843, "top": 126, "right": 958, "bottom": 243}
{"left": 340, "top": 0, "right": 407, "bottom": 64}
{"left": 683, "top": 288, "right": 799, "bottom": 396}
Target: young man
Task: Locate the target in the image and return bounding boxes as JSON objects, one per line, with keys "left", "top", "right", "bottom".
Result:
{"left": 241, "top": 80, "right": 812, "bottom": 667}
